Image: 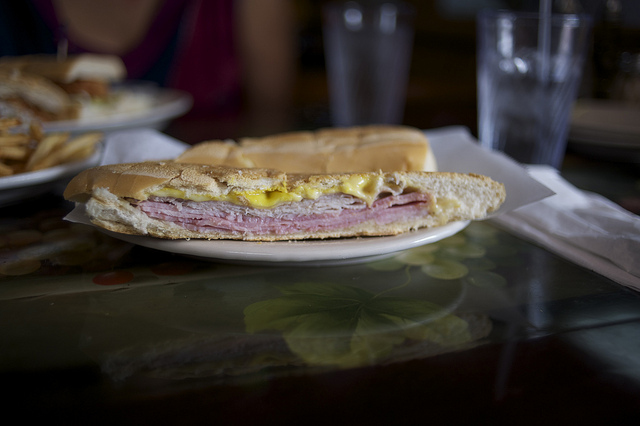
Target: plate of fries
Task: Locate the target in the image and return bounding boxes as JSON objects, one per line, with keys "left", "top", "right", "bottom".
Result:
{"left": 0, "top": 117, "right": 102, "bottom": 205}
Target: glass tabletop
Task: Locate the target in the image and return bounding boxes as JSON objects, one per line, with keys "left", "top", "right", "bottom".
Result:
{"left": 1, "top": 187, "right": 639, "bottom": 422}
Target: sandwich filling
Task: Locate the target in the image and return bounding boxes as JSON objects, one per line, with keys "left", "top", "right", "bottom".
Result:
{"left": 132, "top": 191, "right": 433, "bottom": 236}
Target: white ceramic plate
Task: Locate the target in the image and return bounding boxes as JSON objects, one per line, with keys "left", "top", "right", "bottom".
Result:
{"left": 102, "top": 221, "right": 470, "bottom": 266}
{"left": 0, "top": 147, "right": 101, "bottom": 206}
{"left": 41, "top": 86, "right": 193, "bottom": 134}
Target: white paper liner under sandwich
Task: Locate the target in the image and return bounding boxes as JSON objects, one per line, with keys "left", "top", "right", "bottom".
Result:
{"left": 491, "top": 165, "right": 640, "bottom": 292}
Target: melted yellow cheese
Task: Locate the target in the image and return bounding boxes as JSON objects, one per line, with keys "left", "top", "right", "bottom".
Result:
{"left": 239, "top": 190, "right": 302, "bottom": 207}
{"left": 150, "top": 174, "right": 385, "bottom": 208}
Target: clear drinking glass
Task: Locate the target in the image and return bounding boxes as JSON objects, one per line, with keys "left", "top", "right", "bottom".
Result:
{"left": 476, "top": 10, "right": 592, "bottom": 168}
{"left": 322, "top": 1, "right": 415, "bottom": 127}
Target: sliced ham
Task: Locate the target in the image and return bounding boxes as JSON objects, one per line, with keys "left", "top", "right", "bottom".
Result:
{"left": 135, "top": 192, "right": 431, "bottom": 236}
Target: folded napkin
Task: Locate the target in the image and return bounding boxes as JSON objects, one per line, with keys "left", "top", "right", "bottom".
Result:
{"left": 491, "top": 165, "right": 640, "bottom": 291}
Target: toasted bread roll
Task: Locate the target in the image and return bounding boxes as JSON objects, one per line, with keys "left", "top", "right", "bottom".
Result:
{"left": 64, "top": 161, "right": 505, "bottom": 241}
{"left": 175, "top": 125, "right": 438, "bottom": 173}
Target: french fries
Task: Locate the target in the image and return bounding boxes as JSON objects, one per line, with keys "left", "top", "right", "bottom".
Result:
{"left": 0, "top": 118, "right": 101, "bottom": 176}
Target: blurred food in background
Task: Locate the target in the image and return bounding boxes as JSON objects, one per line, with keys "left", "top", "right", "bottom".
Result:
{"left": 0, "top": 53, "right": 155, "bottom": 123}
{"left": 0, "top": 117, "right": 101, "bottom": 176}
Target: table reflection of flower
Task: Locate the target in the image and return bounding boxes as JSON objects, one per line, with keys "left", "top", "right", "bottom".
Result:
{"left": 370, "top": 222, "right": 511, "bottom": 288}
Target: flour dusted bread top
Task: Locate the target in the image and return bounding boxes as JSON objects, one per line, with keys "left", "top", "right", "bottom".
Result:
{"left": 64, "top": 162, "right": 289, "bottom": 202}
{"left": 175, "top": 125, "right": 438, "bottom": 173}
{"left": 64, "top": 161, "right": 504, "bottom": 209}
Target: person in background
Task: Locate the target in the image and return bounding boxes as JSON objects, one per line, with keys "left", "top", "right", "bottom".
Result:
{"left": 0, "top": 0, "right": 297, "bottom": 139}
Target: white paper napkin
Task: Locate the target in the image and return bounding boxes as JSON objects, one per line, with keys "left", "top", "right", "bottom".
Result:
{"left": 491, "top": 165, "right": 640, "bottom": 291}
{"left": 425, "top": 126, "right": 555, "bottom": 215}
{"left": 99, "top": 128, "right": 188, "bottom": 165}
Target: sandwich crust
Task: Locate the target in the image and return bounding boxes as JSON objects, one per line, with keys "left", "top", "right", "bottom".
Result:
{"left": 64, "top": 162, "right": 289, "bottom": 202}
